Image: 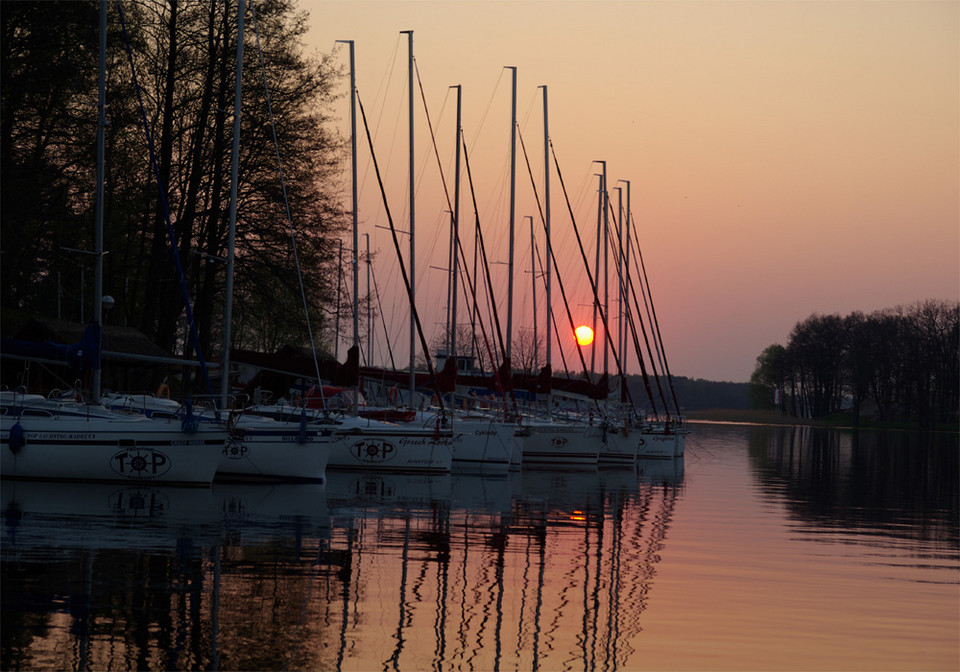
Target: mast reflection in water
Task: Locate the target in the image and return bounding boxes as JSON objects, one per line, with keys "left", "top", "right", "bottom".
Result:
{"left": 317, "top": 462, "right": 682, "bottom": 671}
{"left": 3, "top": 424, "right": 957, "bottom": 671}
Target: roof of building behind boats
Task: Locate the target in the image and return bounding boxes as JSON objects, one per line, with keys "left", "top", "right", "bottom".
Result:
{"left": 5, "top": 314, "right": 171, "bottom": 360}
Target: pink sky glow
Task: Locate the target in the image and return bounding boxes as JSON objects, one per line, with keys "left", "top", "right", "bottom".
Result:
{"left": 303, "top": 0, "right": 959, "bottom": 383}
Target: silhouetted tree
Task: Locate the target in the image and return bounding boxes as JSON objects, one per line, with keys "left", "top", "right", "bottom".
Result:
{"left": 514, "top": 327, "right": 544, "bottom": 375}
{"left": 750, "top": 343, "right": 790, "bottom": 411}
{"left": 751, "top": 301, "right": 960, "bottom": 426}
{"left": 1, "top": 0, "right": 347, "bottom": 362}
{"left": 843, "top": 311, "right": 874, "bottom": 425}
{"left": 789, "top": 313, "right": 845, "bottom": 417}
{"left": 1, "top": 1, "right": 99, "bottom": 316}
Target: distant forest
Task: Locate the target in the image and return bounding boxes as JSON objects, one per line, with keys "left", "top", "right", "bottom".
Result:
{"left": 749, "top": 301, "right": 959, "bottom": 428}
{"left": 626, "top": 375, "right": 749, "bottom": 412}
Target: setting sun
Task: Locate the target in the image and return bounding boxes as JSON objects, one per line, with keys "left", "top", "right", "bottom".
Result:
{"left": 574, "top": 325, "right": 594, "bottom": 347}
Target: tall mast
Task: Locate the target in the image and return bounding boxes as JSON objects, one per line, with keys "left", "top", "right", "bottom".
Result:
{"left": 220, "top": 0, "right": 245, "bottom": 407}
{"left": 450, "top": 84, "right": 462, "bottom": 385}
{"left": 620, "top": 179, "right": 631, "bottom": 374}
{"left": 336, "top": 39, "right": 358, "bottom": 413}
{"left": 402, "top": 30, "right": 415, "bottom": 398}
{"left": 541, "top": 85, "right": 551, "bottom": 374}
{"left": 365, "top": 232, "right": 371, "bottom": 365}
{"left": 334, "top": 240, "right": 342, "bottom": 360}
{"left": 620, "top": 180, "right": 627, "bottom": 378}
{"left": 505, "top": 66, "right": 517, "bottom": 366}
{"left": 337, "top": 42, "right": 358, "bottom": 357}
{"left": 92, "top": 0, "right": 107, "bottom": 403}
{"left": 470, "top": 215, "right": 479, "bottom": 366}
{"left": 527, "top": 215, "right": 537, "bottom": 372}
{"left": 591, "top": 163, "right": 605, "bottom": 375}
{"left": 602, "top": 161, "right": 609, "bottom": 381}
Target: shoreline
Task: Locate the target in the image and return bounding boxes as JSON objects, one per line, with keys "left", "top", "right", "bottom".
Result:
{"left": 683, "top": 409, "right": 960, "bottom": 433}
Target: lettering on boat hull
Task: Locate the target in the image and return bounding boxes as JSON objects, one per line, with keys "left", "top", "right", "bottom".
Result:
{"left": 223, "top": 440, "right": 249, "bottom": 460}
{"left": 350, "top": 439, "right": 398, "bottom": 465}
{"left": 110, "top": 447, "right": 172, "bottom": 479}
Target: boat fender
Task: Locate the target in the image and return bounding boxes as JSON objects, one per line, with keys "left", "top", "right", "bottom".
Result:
{"left": 388, "top": 386, "right": 399, "bottom": 406}
{"left": 8, "top": 422, "right": 24, "bottom": 454}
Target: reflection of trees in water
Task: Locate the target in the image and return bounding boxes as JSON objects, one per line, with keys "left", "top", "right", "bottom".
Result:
{"left": 1, "top": 545, "right": 214, "bottom": 671}
{"left": 748, "top": 426, "right": 958, "bottom": 548}
{"left": 214, "top": 537, "right": 345, "bottom": 671}
{"left": 1, "top": 482, "right": 344, "bottom": 671}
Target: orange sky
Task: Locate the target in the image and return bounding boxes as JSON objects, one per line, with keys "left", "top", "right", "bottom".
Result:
{"left": 302, "top": 0, "right": 959, "bottom": 383}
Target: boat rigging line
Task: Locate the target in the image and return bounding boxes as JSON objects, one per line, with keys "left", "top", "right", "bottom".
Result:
{"left": 516, "top": 125, "right": 618, "bottom": 402}
{"left": 515, "top": 126, "right": 604, "bottom": 405}
{"left": 548, "top": 139, "right": 662, "bottom": 419}
{"left": 369, "top": 260, "right": 398, "bottom": 371}
{"left": 413, "top": 59, "right": 512, "bottom": 415}
{"left": 599, "top": 190, "right": 672, "bottom": 419}
{"left": 627, "top": 210, "right": 682, "bottom": 417}
{"left": 355, "top": 88, "right": 445, "bottom": 411}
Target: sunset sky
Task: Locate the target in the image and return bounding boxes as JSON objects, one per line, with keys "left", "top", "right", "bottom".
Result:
{"left": 302, "top": 0, "right": 958, "bottom": 383}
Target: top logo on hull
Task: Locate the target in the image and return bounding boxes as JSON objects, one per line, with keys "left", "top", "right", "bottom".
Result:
{"left": 110, "top": 447, "right": 172, "bottom": 479}
{"left": 351, "top": 439, "right": 398, "bottom": 464}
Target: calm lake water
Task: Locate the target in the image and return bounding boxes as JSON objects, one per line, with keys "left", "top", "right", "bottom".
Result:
{"left": 2, "top": 423, "right": 957, "bottom": 671}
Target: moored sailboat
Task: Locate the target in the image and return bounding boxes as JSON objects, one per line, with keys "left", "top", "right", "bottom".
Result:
{"left": 208, "top": 0, "right": 336, "bottom": 482}
{"left": 1, "top": 390, "right": 223, "bottom": 485}
{"left": 1, "top": 2, "right": 225, "bottom": 485}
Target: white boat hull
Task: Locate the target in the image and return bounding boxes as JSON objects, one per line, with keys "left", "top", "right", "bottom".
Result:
{"left": 509, "top": 431, "right": 524, "bottom": 467}
{"left": 520, "top": 422, "right": 599, "bottom": 466}
{"left": 405, "top": 412, "right": 516, "bottom": 472}
{"left": 217, "top": 418, "right": 334, "bottom": 483}
{"left": 102, "top": 394, "right": 335, "bottom": 483}
{"left": 584, "top": 425, "right": 639, "bottom": 467}
{"left": 1, "top": 414, "right": 224, "bottom": 485}
{"left": 638, "top": 429, "right": 683, "bottom": 459}
{"left": 448, "top": 419, "right": 513, "bottom": 472}
{"left": 329, "top": 419, "right": 453, "bottom": 473}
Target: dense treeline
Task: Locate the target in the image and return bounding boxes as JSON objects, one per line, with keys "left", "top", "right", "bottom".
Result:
{"left": 1, "top": 0, "right": 346, "bottom": 358}
{"left": 668, "top": 376, "right": 750, "bottom": 410}
{"left": 624, "top": 375, "right": 749, "bottom": 412}
{"left": 750, "top": 300, "right": 960, "bottom": 427}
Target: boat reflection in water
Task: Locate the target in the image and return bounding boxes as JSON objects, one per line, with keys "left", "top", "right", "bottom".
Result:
{"left": 4, "top": 425, "right": 957, "bottom": 670}
{"left": 0, "top": 456, "right": 683, "bottom": 671}
{"left": 214, "top": 482, "right": 330, "bottom": 545}
{"left": 316, "top": 461, "right": 684, "bottom": 671}
{"left": 2, "top": 480, "right": 223, "bottom": 554}
{"left": 1, "top": 480, "right": 222, "bottom": 671}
